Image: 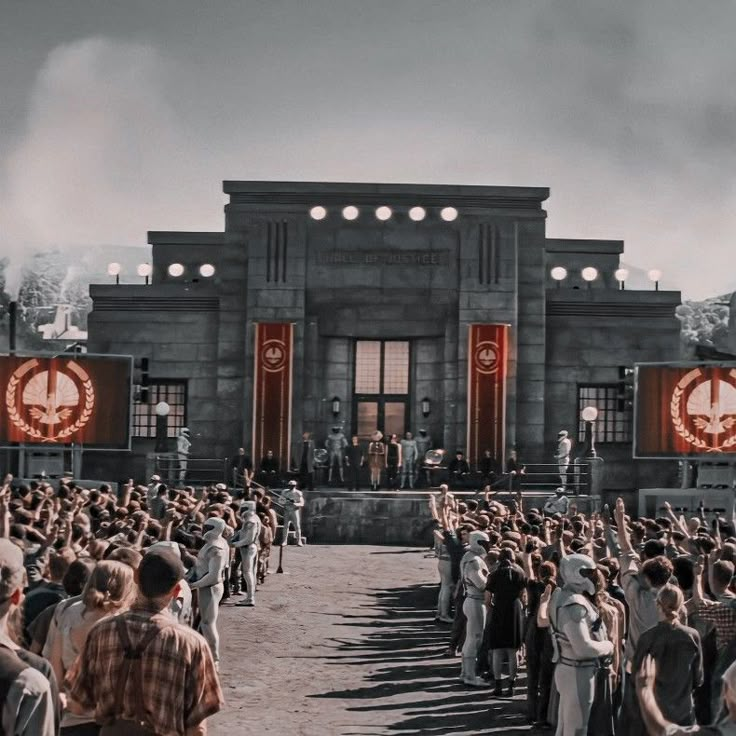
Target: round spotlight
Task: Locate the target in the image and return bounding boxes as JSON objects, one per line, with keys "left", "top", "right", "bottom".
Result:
{"left": 137, "top": 263, "right": 152, "bottom": 278}
{"left": 168, "top": 263, "right": 185, "bottom": 277}
{"left": 440, "top": 206, "right": 458, "bottom": 222}
{"left": 581, "top": 406, "right": 599, "bottom": 422}
{"left": 199, "top": 263, "right": 215, "bottom": 278}
{"left": 342, "top": 206, "right": 359, "bottom": 221}
{"left": 550, "top": 266, "right": 568, "bottom": 281}
{"left": 581, "top": 267, "right": 599, "bottom": 282}
{"left": 409, "top": 206, "right": 426, "bottom": 222}
{"left": 648, "top": 269, "right": 662, "bottom": 282}
{"left": 614, "top": 268, "right": 629, "bottom": 282}
{"left": 375, "top": 206, "right": 392, "bottom": 221}
{"left": 309, "top": 206, "right": 327, "bottom": 221}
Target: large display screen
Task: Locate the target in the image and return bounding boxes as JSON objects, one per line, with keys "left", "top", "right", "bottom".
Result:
{"left": 634, "top": 362, "right": 736, "bottom": 458}
{"left": 0, "top": 354, "right": 132, "bottom": 449}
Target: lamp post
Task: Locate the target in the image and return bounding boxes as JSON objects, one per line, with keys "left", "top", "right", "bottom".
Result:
{"left": 614, "top": 267, "right": 629, "bottom": 291}
{"left": 154, "top": 401, "right": 170, "bottom": 453}
{"left": 581, "top": 267, "right": 598, "bottom": 290}
{"left": 137, "top": 263, "right": 152, "bottom": 285}
{"left": 581, "top": 405, "right": 598, "bottom": 458}
{"left": 107, "top": 262, "right": 121, "bottom": 285}
{"left": 648, "top": 269, "right": 662, "bottom": 291}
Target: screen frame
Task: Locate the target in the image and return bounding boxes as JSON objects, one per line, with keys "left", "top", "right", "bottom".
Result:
{"left": 0, "top": 351, "right": 134, "bottom": 451}
{"left": 632, "top": 360, "right": 736, "bottom": 460}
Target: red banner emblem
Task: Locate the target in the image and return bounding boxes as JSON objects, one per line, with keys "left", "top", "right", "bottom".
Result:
{"left": 252, "top": 323, "right": 293, "bottom": 468}
{"left": 467, "top": 324, "right": 509, "bottom": 467}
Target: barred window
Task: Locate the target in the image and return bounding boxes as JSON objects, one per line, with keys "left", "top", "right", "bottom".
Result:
{"left": 577, "top": 385, "right": 631, "bottom": 443}
{"left": 133, "top": 381, "right": 187, "bottom": 438}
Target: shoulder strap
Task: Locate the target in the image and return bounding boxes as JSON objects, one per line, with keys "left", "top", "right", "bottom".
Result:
{"left": 113, "top": 616, "right": 176, "bottom": 729}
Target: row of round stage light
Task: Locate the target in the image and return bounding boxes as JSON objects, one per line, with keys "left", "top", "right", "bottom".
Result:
{"left": 550, "top": 266, "right": 662, "bottom": 289}
{"left": 308, "top": 205, "right": 459, "bottom": 222}
{"left": 106, "top": 262, "right": 216, "bottom": 282}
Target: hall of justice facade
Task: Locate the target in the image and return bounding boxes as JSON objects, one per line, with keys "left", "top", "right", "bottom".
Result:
{"left": 84, "top": 181, "right": 681, "bottom": 490}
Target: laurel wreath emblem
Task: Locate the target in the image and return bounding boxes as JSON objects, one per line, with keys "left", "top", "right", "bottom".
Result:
{"left": 5, "top": 364, "right": 95, "bottom": 443}
{"left": 670, "top": 382, "right": 736, "bottom": 453}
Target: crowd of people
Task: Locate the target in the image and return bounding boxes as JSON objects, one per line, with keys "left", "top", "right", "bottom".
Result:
{"left": 431, "top": 483, "right": 736, "bottom": 735}
{"left": 0, "top": 470, "right": 304, "bottom": 735}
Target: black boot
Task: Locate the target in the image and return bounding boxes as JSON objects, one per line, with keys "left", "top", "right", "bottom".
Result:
{"left": 492, "top": 679, "right": 504, "bottom": 697}
{"left": 506, "top": 678, "right": 515, "bottom": 698}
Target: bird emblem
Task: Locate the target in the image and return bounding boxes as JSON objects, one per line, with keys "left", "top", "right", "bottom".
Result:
{"left": 687, "top": 379, "right": 736, "bottom": 435}
{"left": 21, "top": 370, "right": 79, "bottom": 425}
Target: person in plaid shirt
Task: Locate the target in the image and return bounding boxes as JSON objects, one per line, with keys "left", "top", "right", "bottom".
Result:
{"left": 65, "top": 548, "right": 224, "bottom": 736}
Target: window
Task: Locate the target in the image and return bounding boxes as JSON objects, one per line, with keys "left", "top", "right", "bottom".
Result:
{"left": 577, "top": 384, "right": 631, "bottom": 443}
{"left": 133, "top": 381, "right": 187, "bottom": 438}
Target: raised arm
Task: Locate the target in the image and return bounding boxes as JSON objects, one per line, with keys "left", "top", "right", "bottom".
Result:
{"left": 613, "top": 497, "right": 634, "bottom": 556}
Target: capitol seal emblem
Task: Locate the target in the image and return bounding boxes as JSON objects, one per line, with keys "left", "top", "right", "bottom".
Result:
{"left": 670, "top": 367, "right": 736, "bottom": 452}
{"left": 261, "top": 339, "right": 287, "bottom": 372}
{"left": 5, "top": 359, "right": 95, "bottom": 442}
{"left": 473, "top": 341, "right": 500, "bottom": 375}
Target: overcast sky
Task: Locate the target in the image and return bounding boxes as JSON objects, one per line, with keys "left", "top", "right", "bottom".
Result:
{"left": 1, "top": 0, "right": 735, "bottom": 299}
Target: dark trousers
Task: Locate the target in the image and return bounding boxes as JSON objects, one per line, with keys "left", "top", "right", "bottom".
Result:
{"left": 300, "top": 467, "right": 314, "bottom": 491}
{"left": 526, "top": 624, "right": 554, "bottom": 722}
{"left": 448, "top": 585, "right": 466, "bottom": 652}
{"left": 348, "top": 467, "right": 361, "bottom": 491}
{"left": 387, "top": 462, "right": 399, "bottom": 488}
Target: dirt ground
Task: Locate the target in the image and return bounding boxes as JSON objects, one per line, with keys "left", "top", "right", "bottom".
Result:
{"left": 209, "top": 545, "right": 535, "bottom": 736}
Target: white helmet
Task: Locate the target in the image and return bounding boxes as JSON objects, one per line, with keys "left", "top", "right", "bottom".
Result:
{"left": 560, "top": 554, "right": 597, "bottom": 595}
{"left": 240, "top": 501, "right": 256, "bottom": 515}
{"left": 468, "top": 531, "right": 490, "bottom": 555}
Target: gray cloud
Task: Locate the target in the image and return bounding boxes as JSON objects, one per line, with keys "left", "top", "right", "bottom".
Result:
{"left": 2, "top": 2, "right": 736, "bottom": 299}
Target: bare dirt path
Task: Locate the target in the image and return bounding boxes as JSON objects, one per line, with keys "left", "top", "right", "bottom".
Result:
{"left": 209, "top": 545, "right": 531, "bottom": 736}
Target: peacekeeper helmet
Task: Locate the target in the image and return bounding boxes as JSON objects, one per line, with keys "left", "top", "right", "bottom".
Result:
{"left": 560, "top": 553, "right": 597, "bottom": 595}
{"left": 240, "top": 501, "right": 256, "bottom": 515}
{"left": 468, "top": 530, "right": 490, "bottom": 555}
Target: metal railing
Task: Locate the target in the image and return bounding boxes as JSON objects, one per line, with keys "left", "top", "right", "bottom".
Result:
{"left": 154, "top": 454, "right": 229, "bottom": 486}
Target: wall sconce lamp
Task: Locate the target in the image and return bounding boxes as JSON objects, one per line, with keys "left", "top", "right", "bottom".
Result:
{"left": 421, "top": 396, "right": 431, "bottom": 418}
{"left": 331, "top": 396, "right": 341, "bottom": 417}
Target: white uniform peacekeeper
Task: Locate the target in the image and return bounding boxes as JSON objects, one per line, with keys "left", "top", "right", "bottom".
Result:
{"left": 231, "top": 501, "right": 262, "bottom": 608}
{"left": 188, "top": 516, "right": 229, "bottom": 668}
{"left": 281, "top": 480, "right": 305, "bottom": 546}
{"left": 549, "top": 554, "right": 614, "bottom": 736}
{"left": 459, "top": 531, "right": 491, "bottom": 687}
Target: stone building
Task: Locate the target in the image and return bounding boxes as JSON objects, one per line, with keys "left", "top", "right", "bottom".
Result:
{"left": 85, "top": 181, "right": 681, "bottom": 490}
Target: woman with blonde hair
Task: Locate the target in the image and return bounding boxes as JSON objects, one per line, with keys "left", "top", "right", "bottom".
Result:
{"left": 50, "top": 560, "right": 136, "bottom": 735}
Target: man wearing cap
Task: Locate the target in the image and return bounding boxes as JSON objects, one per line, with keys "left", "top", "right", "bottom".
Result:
{"left": 146, "top": 475, "right": 162, "bottom": 505}
{"left": 0, "top": 538, "right": 57, "bottom": 735}
{"left": 65, "top": 548, "right": 223, "bottom": 735}
{"left": 146, "top": 542, "right": 193, "bottom": 625}
{"left": 281, "top": 480, "right": 305, "bottom": 546}
{"left": 188, "top": 517, "right": 229, "bottom": 667}
{"left": 177, "top": 427, "right": 191, "bottom": 484}
{"left": 231, "top": 501, "right": 262, "bottom": 607}
{"left": 555, "top": 430, "right": 572, "bottom": 489}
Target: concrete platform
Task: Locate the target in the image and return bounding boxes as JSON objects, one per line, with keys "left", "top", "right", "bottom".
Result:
{"left": 301, "top": 487, "right": 599, "bottom": 545}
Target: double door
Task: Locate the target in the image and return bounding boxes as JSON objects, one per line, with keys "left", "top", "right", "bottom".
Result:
{"left": 354, "top": 397, "right": 407, "bottom": 440}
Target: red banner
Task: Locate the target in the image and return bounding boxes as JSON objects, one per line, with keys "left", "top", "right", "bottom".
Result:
{"left": 635, "top": 363, "right": 736, "bottom": 457}
{"left": 467, "top": 324, "right": 509, "bottom": 467}
{"left": 252, "top": 323, "right": 293, "bottom": 471}
{"left": 0, "top": 355, "right": 131, "bottom": 448}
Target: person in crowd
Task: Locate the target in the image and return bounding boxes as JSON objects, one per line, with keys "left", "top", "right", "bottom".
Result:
{"left": 486, "top": 547, "right": 527, "bottom": 697}
{"left": 280, "top": 480, "right": 305, "bottom": 547}
{"left": 459, "top": 531, "right": 491, "bottom": 687}
{"left": 431, "top": 498, "right": 454, "bottom": 624}
{"left": 543, "top": 487, "right": 570, "bottom": 517}
{"left": 448, "top": 451, "right": 471, "bottom": 490}
{"left": 367, "top": 431, "right": 386, "bottom": 491}
{"left": 257, "top": 513, "right": 273, "bottom": 584}
{"left": 51, "top": 560, "right": 136, "bottom": 735}
{"left": 230, "top": 447, "right": 253, "bottom": 492}
{"left": 188, "top": 516, "right": 229, "bottom": 668}
{"left": 386, "top": 434, "right": 402, "bottom": 490}
{"left": 65, "top": 548, "right": 224, "bottom": 736}
{"left": 399, "top": 432, "right": 418, "bottom": 489}
{"left": 232, "top": 501, "right": 262, "bottom": 608}
{"left": 346, "top": 436, "right": 364, "bottom": 492}
{"left": 0, "top": 538, "right": 57, "bottom": 736}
